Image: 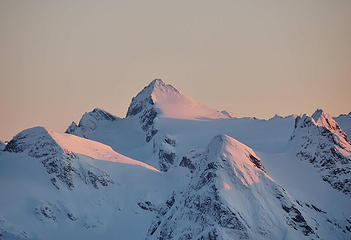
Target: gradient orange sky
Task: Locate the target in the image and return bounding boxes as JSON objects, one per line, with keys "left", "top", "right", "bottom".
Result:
{"left": 1, "top": 0, "right": 351, "bottom": 141}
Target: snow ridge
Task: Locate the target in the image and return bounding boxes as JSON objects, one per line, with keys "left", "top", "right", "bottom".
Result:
{"left": 5, "top": 126, "right": 158, "bottom": 190}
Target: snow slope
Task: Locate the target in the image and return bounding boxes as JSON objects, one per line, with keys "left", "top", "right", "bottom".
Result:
{"left": 6, "top": 126, "right": 158, "bottom": 172}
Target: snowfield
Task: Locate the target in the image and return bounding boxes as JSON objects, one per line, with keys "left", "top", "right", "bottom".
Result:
{"left": 1, "top": 79, "right": 350, "bottom": 239}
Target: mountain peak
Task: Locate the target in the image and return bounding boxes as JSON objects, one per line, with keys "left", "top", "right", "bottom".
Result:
{"left": 208, "top": 134, "right": 264, "bottom": 174}
{"left": 127, "top": 79, "right": 227, "bottom": 120}
{"left": 148, "top": 78, "right": 176, "bottom": 92}
{"left": 132, "top": 79, "right": 180, "bottom": 104}
{"left": 125, "top": 79, "right": 229, "bottom": 142}
{"left": 311, "top": 109, "right": 344, "bottom": 134}
{"left": 293, "top": 109, "right": 348, "bottom": 141}
{"left": 312, "top": 109, "right": 329, "bottom": 123}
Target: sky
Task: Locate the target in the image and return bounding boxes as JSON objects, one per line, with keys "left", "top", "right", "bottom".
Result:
{"left": 0, "top": 0, "right": 350, "bottom": 141}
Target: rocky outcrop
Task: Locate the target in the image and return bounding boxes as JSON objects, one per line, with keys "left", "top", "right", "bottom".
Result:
{"left": 151, "top": 135, "right": 177, "bottom": 172}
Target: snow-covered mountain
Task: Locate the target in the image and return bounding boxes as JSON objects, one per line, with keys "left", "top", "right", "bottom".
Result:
{"left": 290, "top": 109, "right": 351, "bottom": 195}
{"left": 1, "top": 79, "right": 351, "bottom": 239}
{"left": 146, "top": 135, "right": 321, "bottom": 239}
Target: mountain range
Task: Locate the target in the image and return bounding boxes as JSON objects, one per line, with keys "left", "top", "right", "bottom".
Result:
{"left": 1, "top": 79, "right": 351, "bottom": 240}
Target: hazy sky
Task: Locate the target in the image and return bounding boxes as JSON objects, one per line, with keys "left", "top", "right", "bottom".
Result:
{"left": 1, "top": 0, "right": 350, "bottom": 140}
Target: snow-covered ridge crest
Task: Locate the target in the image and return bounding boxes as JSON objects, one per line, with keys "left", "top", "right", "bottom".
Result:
{"left": 5, "top": 126, "right": 159, "bottom": 189}
{"left": 291, "top": 109, "right": 351, "bottom": 195}
{"left": 6, "top": 126, "right": 158, "bottom": 171}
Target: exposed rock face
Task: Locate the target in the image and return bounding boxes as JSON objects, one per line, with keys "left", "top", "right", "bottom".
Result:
{"left": 290, "top": 109, "right": 351, "bottom": 195}
{"left": 5, "top": 127, "right": 113, "bottom": 190}
{"left": 150, "top": 134, "right": 177, "bottom": 172}
{"left": 145, "top": 135, "right": 317, "bottom": 240}
{"left": 179, "top": 156, "right": 196, "bottom": 172}
{"left": 66, "top": 108, "right": 120, "bottom": 138}
{"left": 126, "top": 79, "right": 165, "bottom": 142}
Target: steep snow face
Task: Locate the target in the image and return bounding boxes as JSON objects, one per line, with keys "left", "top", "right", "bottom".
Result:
{"left": 126, "top": 79, "right": 228, "bottom": 142}
{"left": 4, "top": 127, "right": 158, "bottom": 190}
{"left": 335, "top": 112, "right": 351, "bottom": 138}
{"left": 145, "top": 135, "right": 327, "bottom": 240}
{"left": 290, "top": 109, "right": 351, "bottom": 195}
{"left": 66, "top": 108, "right": 120, "bottom": 138}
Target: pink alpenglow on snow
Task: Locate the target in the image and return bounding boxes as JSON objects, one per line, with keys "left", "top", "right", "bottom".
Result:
{"left": 140, "top": 79, "right": 228, "bottom": 120}
{"left": 47, "top": 129, "right": 160, "bottom": 172}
